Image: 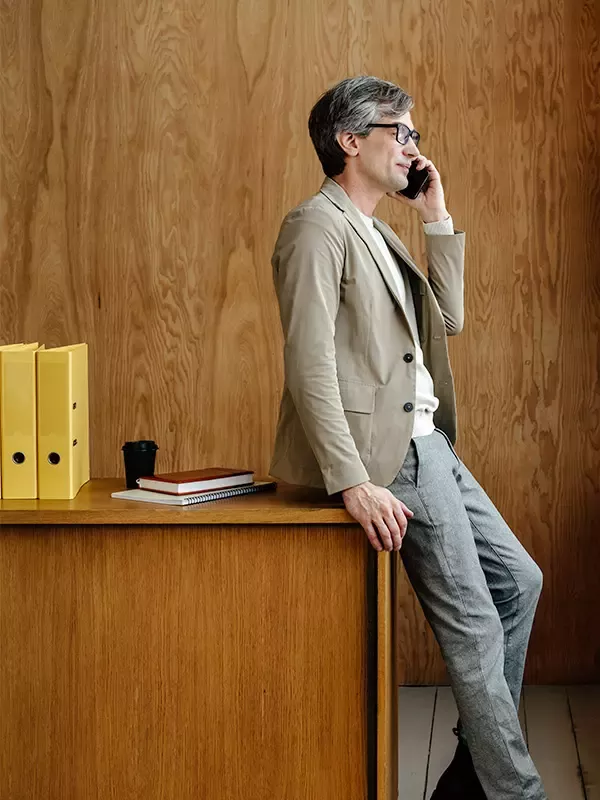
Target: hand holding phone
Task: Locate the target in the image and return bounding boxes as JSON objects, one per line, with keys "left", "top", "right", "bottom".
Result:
{"left": 388, "top": 156, "right": 449, "bottom": 223}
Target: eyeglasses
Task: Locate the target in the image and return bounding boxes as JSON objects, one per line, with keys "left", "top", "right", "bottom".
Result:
{"left": 365, "top": 122, "right": 420, "bottom": 147}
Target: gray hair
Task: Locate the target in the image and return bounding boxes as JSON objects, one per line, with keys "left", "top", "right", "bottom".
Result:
{"left": 308, "top": 76, "right": 413, "bottom": 178}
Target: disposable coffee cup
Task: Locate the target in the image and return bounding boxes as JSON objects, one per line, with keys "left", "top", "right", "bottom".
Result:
{"left": 122, "top": 440, "right": 159, "bottom": 489}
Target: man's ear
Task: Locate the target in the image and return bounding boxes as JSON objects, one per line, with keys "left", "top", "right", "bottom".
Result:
{"left": 336, "top": 131, "right": 360, "bottom": 158}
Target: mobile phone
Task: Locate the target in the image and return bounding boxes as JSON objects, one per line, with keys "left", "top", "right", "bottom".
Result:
{"left": 398, "top": 162, "right": 430, "bottom": 199}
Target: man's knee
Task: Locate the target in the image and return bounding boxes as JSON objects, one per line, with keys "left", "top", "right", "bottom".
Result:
{"left": 520, "top": 559, "right": 543, "bottom": 602}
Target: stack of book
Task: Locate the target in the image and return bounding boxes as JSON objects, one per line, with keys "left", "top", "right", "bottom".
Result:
{"left": 111, "top": 467, "right": 276, "bottom": 505}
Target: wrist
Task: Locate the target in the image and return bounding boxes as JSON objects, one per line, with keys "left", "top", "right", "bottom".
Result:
{"left": 341, "top": 481, "right": 369, "bottom": 498}
{"left": 420, "top": 209, "right": 449, "bottom": 224}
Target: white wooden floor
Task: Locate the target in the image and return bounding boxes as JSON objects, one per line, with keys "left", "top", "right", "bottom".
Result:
{"left": 399, "top": 685, "right": 600, "bottom": 800}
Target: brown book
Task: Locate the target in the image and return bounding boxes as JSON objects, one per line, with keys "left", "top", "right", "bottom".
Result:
{"left": 137, "top": 467, "right": 253, "bottom": 495}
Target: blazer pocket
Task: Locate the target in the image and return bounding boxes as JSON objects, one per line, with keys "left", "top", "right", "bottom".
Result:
{"left": 338, "top": 380, "right": 376, "bottom": 464}
{"left": 338, "top": 379, "right": 376, "bottom": 413}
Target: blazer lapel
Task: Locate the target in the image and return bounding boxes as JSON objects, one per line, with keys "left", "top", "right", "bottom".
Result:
{"left": 372, "top": 218, "right": 426, "bottom": 285}
{"left": 319, "top": 179, "right": 406, "bottom": 308}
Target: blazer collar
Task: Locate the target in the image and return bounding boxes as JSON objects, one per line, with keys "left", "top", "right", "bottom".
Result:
{"left": 319, "top": 177, "right": 425, "bottom": 296}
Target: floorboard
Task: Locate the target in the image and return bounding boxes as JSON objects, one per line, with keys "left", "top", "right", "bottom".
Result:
{"left": 424, "top": 687, "right": 458, "bottom": 799}
{"left": 568, "top": 685, "right": 600, "bottom": 800}
{"left": 524, "top": 686, "right": 585, "bottom": 800}
{"left": 398, "top": 687, "right": 436, "bottom": 800}
{"left": 398, "top": 685, "right": 597, "bottom": 800}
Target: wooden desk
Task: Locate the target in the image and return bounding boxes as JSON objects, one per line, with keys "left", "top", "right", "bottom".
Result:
{"left": 0, "top": 479, "right": 398, "bottom": 800}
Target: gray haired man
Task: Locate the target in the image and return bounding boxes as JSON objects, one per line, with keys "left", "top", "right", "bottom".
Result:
{"left": 269, "top": 76, "right": 547, "bottom": 800}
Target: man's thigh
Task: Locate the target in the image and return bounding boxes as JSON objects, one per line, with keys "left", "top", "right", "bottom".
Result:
{"left": 388, "top": 431, "right": 498, "bottom": 636}
{"left": 388, "top": 430, "right": 541, "bottom": 640}
{"left": 431, "top": 428, "right": 543, "bottom": 610}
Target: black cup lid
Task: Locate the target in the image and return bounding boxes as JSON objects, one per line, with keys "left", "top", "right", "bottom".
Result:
{"left": 122, "top": 440, "right": 158, "bottom": 451}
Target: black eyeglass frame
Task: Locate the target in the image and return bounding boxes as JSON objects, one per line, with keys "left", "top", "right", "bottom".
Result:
{"left": 365, "top": 123, "right": 421, "bottom": 147}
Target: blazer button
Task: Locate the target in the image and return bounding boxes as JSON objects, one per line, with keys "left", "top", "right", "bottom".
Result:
{"left": 403, "top": 353, "right": 414, "bottom": 363}
{"left": 403, "top": 402, "right": 414, "bottom": 413}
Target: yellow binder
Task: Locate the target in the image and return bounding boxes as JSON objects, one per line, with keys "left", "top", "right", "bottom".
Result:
{"left": 0, "top": 343, "right": 43, "bottom": 499}
{"left": 0, "top": 344, "right": 26, "bottom": 498}
{"left": 36, "top": 343, "right": 90, "bottom": 499}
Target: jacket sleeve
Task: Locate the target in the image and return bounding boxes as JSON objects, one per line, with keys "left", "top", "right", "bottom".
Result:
{"left": 272, "top": 210, "right": 370, "bottom": 494}
{"left": 425, "top": 230, "right": 466, "bottom": 335}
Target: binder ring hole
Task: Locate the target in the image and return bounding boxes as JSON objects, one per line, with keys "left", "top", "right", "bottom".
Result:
{"left": 48, "top": 452, "right": 61, "bottom": 466}
{"left": 12, "top": 452, "right": 25, "bottom": 465}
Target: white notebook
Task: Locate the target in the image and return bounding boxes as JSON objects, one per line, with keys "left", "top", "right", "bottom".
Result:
{"left": 111, "top": 480, "right": 276, "bottom": 506}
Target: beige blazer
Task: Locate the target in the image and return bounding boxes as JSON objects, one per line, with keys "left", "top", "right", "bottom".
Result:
{"left": 269, "top": 177, "right": 465, "bottom": 495}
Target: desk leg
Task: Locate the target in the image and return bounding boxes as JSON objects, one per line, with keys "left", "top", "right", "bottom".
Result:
{"left": 367, "top": 549, "right": 398, "bottom": 800}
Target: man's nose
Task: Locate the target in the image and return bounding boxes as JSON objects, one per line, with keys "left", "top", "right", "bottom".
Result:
{"left": 402, "top": 140, "right": 420, "bottom": 158}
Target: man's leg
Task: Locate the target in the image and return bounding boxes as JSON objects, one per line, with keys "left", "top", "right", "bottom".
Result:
{"left": 388, "top": 430, "right": 546, "bottom": 800}
{"left": 437, "top": 427, "right": 543, "bottom": 739}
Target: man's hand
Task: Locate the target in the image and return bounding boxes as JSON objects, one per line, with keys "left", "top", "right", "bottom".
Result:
{"left": 388, "top": 155, "right": 449, "bottom": 224}
{"left": 341, "top": 482, "right": 414, "bottom": 552}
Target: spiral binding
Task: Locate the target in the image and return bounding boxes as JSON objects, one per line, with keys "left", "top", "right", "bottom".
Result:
{"left": 183, "top": 482, "right": 273, "bottom": 505}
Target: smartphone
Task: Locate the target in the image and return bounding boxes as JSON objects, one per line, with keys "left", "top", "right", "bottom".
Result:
{"left": 398, "top": 162, "right": 430, "bottom": 199}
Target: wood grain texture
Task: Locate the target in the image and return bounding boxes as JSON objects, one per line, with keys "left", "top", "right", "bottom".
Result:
{"left": 0, "top": 478, "right": 356, "bottom": 525}
{"left": 0, "top": 521, "right": 371, "bottom": 800}
{"left": 1, "top": 0, "right": 599, "bottom": 684}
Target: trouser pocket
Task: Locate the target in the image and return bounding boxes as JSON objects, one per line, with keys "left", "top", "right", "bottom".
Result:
{"left": 399, "top": 440, "right": 420, "bottom": 488}
{"left": 434, "top": 427, "right": 461, "bottom": 468}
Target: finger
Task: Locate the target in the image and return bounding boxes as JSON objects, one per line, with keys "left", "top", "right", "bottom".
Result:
{"left": 388, "top": 191, "right": 418, "bottom": 206}
{"left": 363, "top": 522, "right": 383, "bottom": 552}
{"left": 392, "top": 497, "right": 414, "bottom": 519}
{"left": 373, "top": 517, "right": 394, "bottom": 552}
{"left": 383, "top": 513, "right": 403, "bottom": 550}
{"left": 415, "top": 156, "right": 439, "bottom": 180}
{"left": 423, "top": 160, "right": 441, "bottom": 181}
{"left": 388, "top": 188, "right": 424, "bottom": 208}
{"left": 392, "top": 507, "right": 410, "bottom": 539}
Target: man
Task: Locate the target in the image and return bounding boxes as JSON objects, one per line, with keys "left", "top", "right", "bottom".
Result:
{"left": 269, "top": 75, "right": 546, "bottom": 800}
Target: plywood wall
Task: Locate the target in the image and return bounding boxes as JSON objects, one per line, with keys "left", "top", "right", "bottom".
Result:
{"left": 1, "top": 0, "right": 598, "bottom": 683}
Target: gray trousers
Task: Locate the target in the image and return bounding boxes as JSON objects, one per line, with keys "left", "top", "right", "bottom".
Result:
{"left": 388, "top": 429, "right": 547, "bottom": 800}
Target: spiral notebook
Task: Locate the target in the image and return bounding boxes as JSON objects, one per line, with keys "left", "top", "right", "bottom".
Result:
{"left": 111, "top": 480, "right": 276, "bottom": 506}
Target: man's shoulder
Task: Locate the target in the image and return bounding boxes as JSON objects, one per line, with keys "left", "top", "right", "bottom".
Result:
{"left": 280, "top": 187, "right": 343, "bottom": 231}
{"left": 272, "top": 188, "right": 346, "bottom": 264}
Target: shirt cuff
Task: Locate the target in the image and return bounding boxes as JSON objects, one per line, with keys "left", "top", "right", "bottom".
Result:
{"left": 423, "top": 215, "right": 454, "bottom": 236}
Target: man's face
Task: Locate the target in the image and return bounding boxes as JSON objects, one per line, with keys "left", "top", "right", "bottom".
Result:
{"left": 353, "top": 112, "right": 421, "bottom": 193}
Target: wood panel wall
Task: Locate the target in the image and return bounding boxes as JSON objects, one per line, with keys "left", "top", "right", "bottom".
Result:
{"left": 1, "top": 0, "right": 598, "bottom": 684}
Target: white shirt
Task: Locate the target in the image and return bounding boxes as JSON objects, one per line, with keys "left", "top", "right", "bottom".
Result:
{"left": 358, "top": 211, "right": 454, "bottom": 437}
